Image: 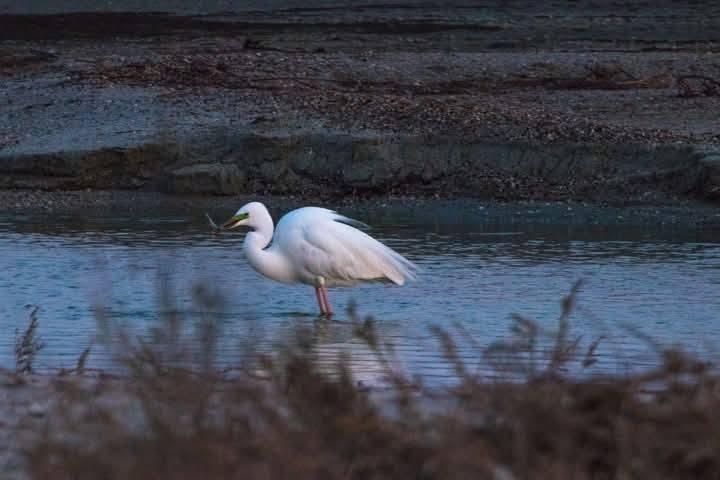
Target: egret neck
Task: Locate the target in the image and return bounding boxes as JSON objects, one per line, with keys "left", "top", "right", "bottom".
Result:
{"left": 242, "top": 211, "right": 295, "bottom": 284}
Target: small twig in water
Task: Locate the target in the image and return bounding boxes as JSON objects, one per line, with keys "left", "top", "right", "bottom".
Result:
{"left": 205, "top": 213, "right": 222, "bottom": 232}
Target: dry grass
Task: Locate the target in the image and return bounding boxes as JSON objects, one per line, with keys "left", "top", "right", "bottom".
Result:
{"left": 20, "top": 282, "right": 720, "bottom": 480}
{"left": 15, "top": 306, "right": 43, "bottom": 375}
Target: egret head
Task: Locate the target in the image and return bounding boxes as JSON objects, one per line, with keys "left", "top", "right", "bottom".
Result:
{"left": 222, "top": 202, "right": 267, "bottom": 230}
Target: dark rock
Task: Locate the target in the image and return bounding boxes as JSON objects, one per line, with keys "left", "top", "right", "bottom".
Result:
{"left": 699, "top": 153, "right": 720, "bottom": 200}
{"left": 0, "top": 131, "right": 714, "bottom": 203}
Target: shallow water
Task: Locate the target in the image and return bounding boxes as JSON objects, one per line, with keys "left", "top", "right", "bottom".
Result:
{"left": 1, "top": 204, "right": 719, "bottom": 385}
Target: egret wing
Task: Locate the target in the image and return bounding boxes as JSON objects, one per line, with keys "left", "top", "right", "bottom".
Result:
{"left": 296, "top": 217, "right": 417, "bottom": 286}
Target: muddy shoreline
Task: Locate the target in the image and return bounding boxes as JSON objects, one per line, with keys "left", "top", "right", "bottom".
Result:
{"left": 3, "top": 190, "right": 720, "bottom": 232}
{"left": 1, "top": 2, "right": 720, "bottom": 206}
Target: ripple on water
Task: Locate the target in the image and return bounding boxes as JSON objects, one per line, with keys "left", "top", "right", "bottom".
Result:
{"left": 0, "top": 212, "right": 718, "bottom": 383}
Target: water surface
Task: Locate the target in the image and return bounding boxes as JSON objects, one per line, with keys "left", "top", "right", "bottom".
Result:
{"left": 1, "top": 204, "right": 719, "bottom": 384}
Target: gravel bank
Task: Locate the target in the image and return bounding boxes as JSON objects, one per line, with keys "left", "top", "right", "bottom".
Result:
{"left": 1, "top": 2, "right": 720, "bottom": 204}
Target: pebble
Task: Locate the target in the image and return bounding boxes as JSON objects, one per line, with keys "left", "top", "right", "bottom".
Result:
{"left": 493, "top": 466, "right": 516, "bottom": 480}
{"left": 27, "top": 403, "right": 45, "bottom": 418}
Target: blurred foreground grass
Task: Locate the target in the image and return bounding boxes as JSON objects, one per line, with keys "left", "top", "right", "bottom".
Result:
{"left": 10, "top": 280, "right": 720, "bottom": 480}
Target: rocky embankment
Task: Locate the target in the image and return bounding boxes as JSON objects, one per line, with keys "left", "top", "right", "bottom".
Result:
{"left": 1, "top": 1, "right": 720, "bottom": 205}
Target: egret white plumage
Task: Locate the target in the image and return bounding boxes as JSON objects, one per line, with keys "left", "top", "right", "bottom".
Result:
{"left": 221, "top": 202, "right": 417, "bottom": 316}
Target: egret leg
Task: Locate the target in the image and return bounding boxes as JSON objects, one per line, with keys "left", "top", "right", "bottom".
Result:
{"left": 315, "top": 277, "right": 332, "bottom": 317}
{"left": 320, "top": 287, "right": 333, "bottom": 316}
{"left": 314, "top": 286, "right": 327, "bottom": 315}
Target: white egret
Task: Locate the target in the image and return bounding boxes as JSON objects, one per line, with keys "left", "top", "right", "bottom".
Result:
{"left": 221, "top": 202, "right": 417, "bottom": 316}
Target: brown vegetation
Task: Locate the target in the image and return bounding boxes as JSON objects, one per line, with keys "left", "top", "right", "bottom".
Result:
{"left": 14, "top": 306, "right": 43, "bottom": 375}
{"left": 13, "top": 281, "right": 720, "bottom": 480}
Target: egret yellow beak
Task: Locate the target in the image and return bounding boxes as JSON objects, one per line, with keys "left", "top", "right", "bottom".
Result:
{"left": 222, "top": 212, "right": 249, "bottom": 229}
